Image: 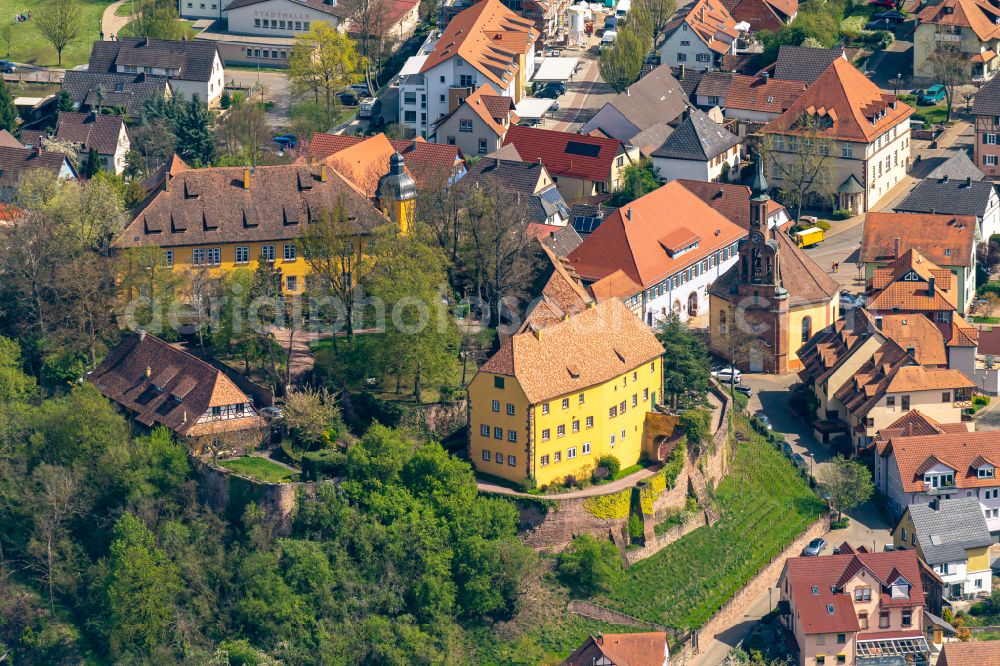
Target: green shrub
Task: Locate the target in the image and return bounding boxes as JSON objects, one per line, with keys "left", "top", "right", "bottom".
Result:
{"left": 598, "top": 454, "right": 621, "bottom": 478}
{"left": 980, "top": 281, "right": 1000, "bottom": 297}
{"left": 830, "top": 517, "right": 850, "bottom": 530}
{"left": 628, "top": 513, "right": 644, "bottom": 541}
{"left": 680, "top": 409, "right": 712, "bottom": 450}
{"left": 815, "top": 219, "right": 832, "bottom": 231}
{"left": 557, "top": 534, "right": 621, "bottom": 596}
{"left": 840, "top": 15, "right": 866, "bottom": 39}
{"left": 584, "top": 488, "right": 631, "bottom": 519}
{"left": 830, "top": 209, "right": 852, "bottom": 220}
{"left": 733, "top": 392, "right": 749, "bottom": 411}
{"left": 300, "top": 449, "right": 347, "bottom": 481}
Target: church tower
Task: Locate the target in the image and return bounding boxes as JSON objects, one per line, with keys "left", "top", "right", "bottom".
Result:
{"left": 734, "top": 158, "right": 790, "bottom": 373}
{"left": 376, "top": 152, "right": 416, "bottom": 235}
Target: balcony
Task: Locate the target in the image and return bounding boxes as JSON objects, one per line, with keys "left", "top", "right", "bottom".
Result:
{"left": 934, "top": 33, "right": 962, "bottom": 43}
{"left": 924, "top": 483, "right": 957, "bottom": 496}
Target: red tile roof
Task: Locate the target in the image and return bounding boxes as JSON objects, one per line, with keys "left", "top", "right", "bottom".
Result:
{"left": 667, "top": 0, "right": 739, "bottom": 54}
{"left": 562, "top": 632, "right": 668, "bottom": 666}
{"left": 861, "top": 212, "right": 977, "bottom": 269}
{"left": 866, "top": 249, "right": 959, "bottom": 314}
{"left": 566, "top": 181, "right": 745, "bottom": 294}
{"left": 419, "top": 0, "right": 534, "bottom": 90}
{"left": 938, "top": 639, "right": 1000, "bottom": 666}
{"left": 881, "top": 430, "right": 1000, "bottom": 492}
{"left": 916, "top": 0, "right": 1000, "bottom": 41}
{"left": 765, "top": 58, "right": 913, "bottom": 143}
{"left": 309, "top": 132, "right": 463, "bottom": 186}
{"left": 502, "top": 125, "right": 626, "bottom": 183}
{"left": 724, "top": 74, "right": 806, "bottom": 114}
{"left": 676, "top": 179, "right": 787, "bottom": 230}
{"left": 782, "top": 549, "right": 925, "bottom": 635}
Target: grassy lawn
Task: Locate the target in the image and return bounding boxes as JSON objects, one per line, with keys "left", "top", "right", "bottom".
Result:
{"left": 898, "top": 94, "right": 950, "bottom": 125}
{"left": 219, "top": 456, "right": 299, "bottom": 483}
{"left": 594, "top": 418, "right": 825, "bottom": 629}
{"left": 972, "top": 316, "right": 1000, "bottom": 324}
{"left": 2, "top": 0, "right": 110, "bottom": 68}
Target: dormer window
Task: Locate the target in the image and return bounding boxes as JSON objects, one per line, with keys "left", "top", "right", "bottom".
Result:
{"left": 924, "top": 472, "right": 955, "bottom": 487}
{"left": 812, "top": 585, "right": 820, "bottom": 595}
{"left": 890, "top": 581, "right": 911, "bottom": 599}
{"left": 979, "top": 466, "right": 995, "bottom": 478}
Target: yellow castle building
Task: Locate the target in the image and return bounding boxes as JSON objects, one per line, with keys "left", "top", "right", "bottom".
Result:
{"left": 468, "top": 298, "right": 665, "bottom": 487}
{"left": 114, "top": 150, "right": 416, "bottom": 294}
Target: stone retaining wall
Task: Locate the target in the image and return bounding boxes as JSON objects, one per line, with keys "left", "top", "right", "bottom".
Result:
{"left": 192, "top": 456, "right": 313, "bottom": 536}
{"left": 624, "top": 512, "right": 708, "bottom": 566}
{"left": 672, "top": 515, "right": 830, "bottom": 664}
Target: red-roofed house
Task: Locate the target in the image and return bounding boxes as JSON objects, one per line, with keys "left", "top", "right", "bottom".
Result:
{"left": 722, "top": 0, "right": 797, "bottom": 35}
{"left": 561, "top": 632, "right": 669, "bottom": 666}
{"left": 914, "top": 0, "right": 1000, "bottom": 82}
{"left": 566, "top": 180, "right": 745, "bottom": 323}
{"left": 502, "top": 125, "right": 640, "bottom": 202}
{"left": 779, "top": 548, "right": 930, "bottom": 666}
{"left": 308, "top": 132, "right": 466, "bottom": 185}
{"left": 431, "top": 84, "right": 517, "bottom": 156}
{"left": 876, "top": 430, "right": 1000, "bottom": 534}
{"left": 398, "top": 0, "right": 535, "bottom": 137}
{"left": 658, "top": 0, "right": 740, "bottom": 70}
{"left": 762, "top": 58, "right": 913, "bottom": 214}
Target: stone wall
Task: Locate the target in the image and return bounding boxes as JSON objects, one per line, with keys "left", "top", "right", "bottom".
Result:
{"left": 399, "top": 400, "right": 468, "bottom": 439}
{"left": 671, "top": 515, "right": 830, "bottom": 664}
{"left": 518, "top": 495, "right": 629, "bottom": 552}
{"left": 624, "top": 512, "right": 709, "bottom": 566}
{"left": 192, "top": 456, "right": 312, "bottom": 536}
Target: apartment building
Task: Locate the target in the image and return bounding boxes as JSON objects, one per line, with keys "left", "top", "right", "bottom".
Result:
{"left": 658, "top": 0, "right": 739, "bottom": 70}
{"left": 398, "top": 0, "right": 535, "bottom": 137}
{"left": 914, "top": 0, "right": 1000, "bottom": 82}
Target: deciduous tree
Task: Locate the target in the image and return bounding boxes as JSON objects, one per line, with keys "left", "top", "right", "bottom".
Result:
{"left": 762, "top": 118, "right": 833, "bottom": 221}
{"left": 598, "top": 27, "right": 644, "bottom": 94}
{"left": 35, "top": 0, "right": 81, "bottom": 66}
{"left": 128, "top": 0, "right": 187, "bottom": 40}
{"left": 820, "top": 455, "right": 874, "bottom": 520}
{"left": 556, "top": 534, "right": 620, "bottom": 596}
{"left": 289, "top": 22, "right": 360, "bottom": 113}
{"left": 635, "top": 0, "right": 676, "bottom": 36}
{"left": 928, "top": 44, "right": 967, "bottom": 122}
{"left": 658, "top": 312, "right": 711, "bottom": 408}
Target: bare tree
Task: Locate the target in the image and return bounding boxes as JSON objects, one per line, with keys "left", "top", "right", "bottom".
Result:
{"left": 353, "top": 0, "right": 389, "bottom": 92}
{"left": 35, "top": 0, "right": 81, "bottom": 66}
{"left": 460, "top": 179, "right": 543, "bottom": 327}
{"left": 929, "top": 44, "right": 967, "bottom": 122}
{"left": 26, "top": 465, "right": 82, "bottom": 614}
{"left": 762, "top": 116, "right": 834, "bottom": 221}
{"left": 635, "top": 0, "right": 677, "bottom": 36}
{"left": 216, "top": 103, "right": 271, "bottom": 166}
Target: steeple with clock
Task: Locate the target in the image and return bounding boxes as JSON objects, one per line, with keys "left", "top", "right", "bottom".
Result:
{"left": 738, "top": 158, "right": 785, "bottom": 301}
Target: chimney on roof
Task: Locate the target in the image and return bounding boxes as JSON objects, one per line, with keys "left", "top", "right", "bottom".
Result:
{"left": 717, "top": 188, "right": 724, "bottom": 198}
{"left": 243, "top": 167, "right": 251, "bottom": 190}
{"left": 531, "top": 324, "right": 541, "bottom": 340}
{"left": 34, "top": 143, "right": 41, "bottom": 158}
{"left": 875, "top": 315, "right": 883, "bottom": 330}
{"left": 182, "top": 410, "right": 187, "bottom": 423}
{"left": 626, "top": 206, "right": 632, "bottom": 221}
{"left": 893, "top": 237, "right": 900, "bottom": 258}
{"left": 930, "top": 498, "right": 939, "bottom": 511}
{"left": 761, "top": 71, "right": 769, "bottom": 80}
{"left": 679, "top": 64, "right": 686, "bottom": 80}
{"left": 928, "top": 275, "right": 935, "bottom": 296}
{"left": 964, "top": 176, "right": 973, "bottom": 188}
{"left": 941, "top": 175, "right": 949, "bottom": 183}
{"left": 320, "top": 164, "right": 328, "bottom": 182}
{"left": 165, "top": 171, "right": 171, "bottom": 191}
{"left": 145, "top": 366, "right": 151, "bottom": 378}
{"left": 139, "top": 329, "right": 146, "bottom": 340}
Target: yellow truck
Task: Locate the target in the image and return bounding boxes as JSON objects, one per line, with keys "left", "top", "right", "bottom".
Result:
{"left": 794, "top": 226, "right": 825, "bottom": 248}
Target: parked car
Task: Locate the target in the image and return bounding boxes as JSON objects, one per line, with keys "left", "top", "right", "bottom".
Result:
{"left": 918, "top": 84, "right": 947, "bottom": 105}
{"left": 802, "top": 537, "right": 827, "bottom": 556}
{"left": 260, "top": 406, "right": 283, "bottom": 419}
{"left": 735, "top": 385, "right": 752, "bottom": 397}
{"left": 791, "top": 452, "right": 807, "bottom": 470}
{"left": 781, "top": 442, "right": 794, "bottom": 456}
{"left": 349, "top": 83, "right": 371, "bottom": 95}
{"left": 868, "top": 0, "right": 894, "bottom": 8}
{"left": 541, "top": 82, "right": 566, "bottom": 96}
{"left": 0, "top": 60, "right": 15, "bottom": 73}
{"left": 711, "top": 366, "right": 742, "bottom": 384}
{"left": 873, "top": 9, "right": 905, "bottom": 21}
{"left": 754, "top": 411, "right": 772, "bottom": 430}
{"left": 536, "top": 85, "right": 562, "bottom": 99}
{"left": 273, "top": 134, "right": 297, "bottom": 149}
{"left": 865, "top": 17, "right": 896, "bottom": 30}
{"left": 338, "top": 91, "right": 359, "bottom": 106}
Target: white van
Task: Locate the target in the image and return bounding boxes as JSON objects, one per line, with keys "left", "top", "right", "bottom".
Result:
{"left": 601, "top": 30, "right": 617, "bottom": 49}
{"left": 615, "top": 0, "right": 631, "bottom": 21}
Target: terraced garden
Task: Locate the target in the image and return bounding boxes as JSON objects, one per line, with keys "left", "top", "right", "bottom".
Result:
{"left": 595, "top": 418, "right": 826, "bottom": 629}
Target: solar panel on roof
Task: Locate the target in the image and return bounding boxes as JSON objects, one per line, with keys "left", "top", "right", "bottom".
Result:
{"left": 565, "top": 141, "right": 601, "bottom": 158}
{"left": 573, "top": 216, "right": 603, "bottom": 234}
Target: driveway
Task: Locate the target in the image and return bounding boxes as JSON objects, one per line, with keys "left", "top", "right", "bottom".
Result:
{"left": 225, "top": 69, "right": 292, "bottom": 128}
{"left": 102, "top": 1, "right": 131, "bottom": 40}
{"left": 972, "top": 398, "right": 1000, "bottom": 431}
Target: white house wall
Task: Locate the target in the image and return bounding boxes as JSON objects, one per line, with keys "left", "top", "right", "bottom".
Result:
{"left": 225, "top": 0, "right": 343, "bottom": 37}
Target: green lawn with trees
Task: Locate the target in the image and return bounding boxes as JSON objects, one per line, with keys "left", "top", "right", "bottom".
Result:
{"left": 0, "top": 0, "right": 109, "bottom": 67}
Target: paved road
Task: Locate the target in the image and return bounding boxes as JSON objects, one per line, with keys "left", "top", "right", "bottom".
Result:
{"left": 691, "top": 374, "right": 892, "bottom": 665}
{"left": 226, "top": 69, "right": 292, "bottom": 128}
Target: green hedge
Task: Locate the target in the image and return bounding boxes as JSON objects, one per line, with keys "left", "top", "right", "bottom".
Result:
{"left": 584, "top": 488, "right": 632, "bottom": 520}
{"left": 300, "top": 449, "right": 346, "bottom": 481}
